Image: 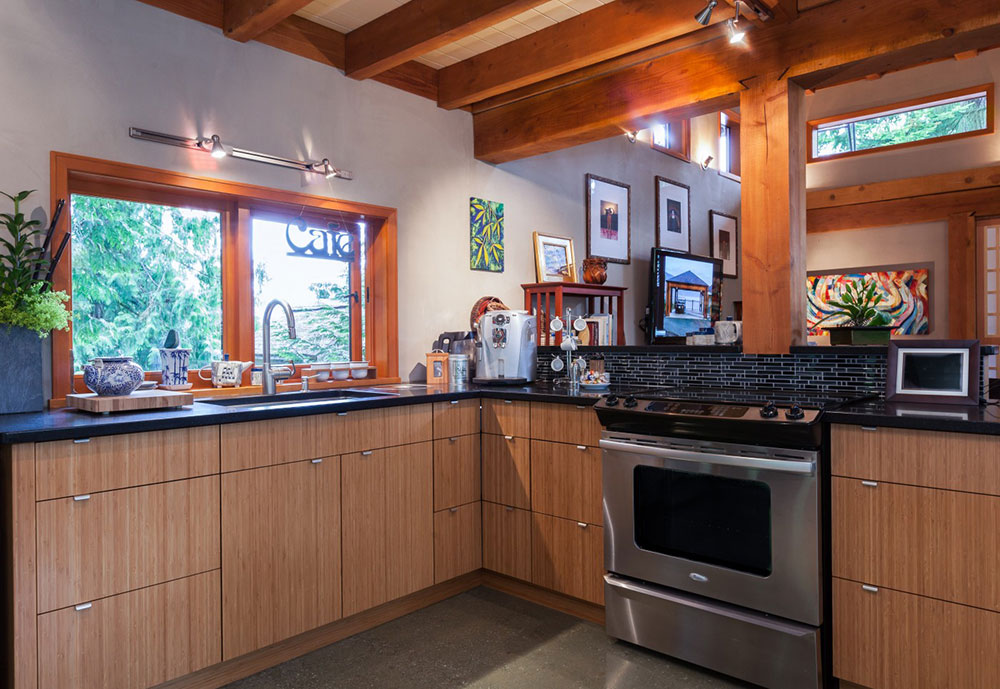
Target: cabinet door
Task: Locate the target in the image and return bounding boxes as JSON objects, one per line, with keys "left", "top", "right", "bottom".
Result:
{"left": 482, "top": 399, "right": 530, "bottom": 437}
{"left": 222, "top": 458, "right": 341, "bottom": 659}
{"left": 434, "top": 435, "right": 481, "bottom": 510}
{"left": 482, "top": 434, "right": 530, "bottom": 509}
{"left": 531, "top": 513, "right": 604, "bottom": 604}
{"left": 434, "top": 399, "right": 481, "bottom": 438}
{"left": 482, "top": 502, "right": 531, "bottom": 581}
{"left": 342, "top": 449, "right": 387, "bottom": 616}
{"left": 434, "top": 502, "right": 482, "bottom": 583}
{"left": 222, "top": 416, "right": 323, "bottom": 471}
{"left": 530, "top": 402, "right": 601, "bottom": 447}
{"left": 531, "top": 440, "right": 602, "bottom": 525}
{"left": 834, "top": 577, "right": 1000, "bottom": 689}
{"left": 38, "top": 570, "right": 220, "bottom": 689}
{"left": 383, "top": 404, "right": 433, "bottom": 447}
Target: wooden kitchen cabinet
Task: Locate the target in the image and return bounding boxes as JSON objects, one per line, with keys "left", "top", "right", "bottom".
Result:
{"left": 221, "top": 457, "right": 341, "bottom": 659}
{"left": 834, "top": 577, "right": 1000, "bottom": 689}
{"left": 36, "top": 475, "right": 220, "bottom": 613}
{"left": 434, "top": 502, "right": 482, "bottom": 582}
{"left": 482, "top": 433, "right": 531, "bottom": 509}
{"left": 531, "top": 512, "right": 604, "bottom": 605}
{"left": 481, "top": 398, "right": 530, "bottom": 437}
{"left": 433, "top": 398, "right": 481, "bottom": 438}
{"left": 434, "top": 434, "right": 481, "bottom": 510}
{"left": 530, "top": 440, "right": 602, "bottom": 525}
{"left": 37, "top": 570, "right": 221, "bottom": 689}
{"left": 382, "top": 404, "right": 434, "bottom": 447}
{"left": 482, "top": 501, "right": 532, "bottom": 581}
{"left": 530, "top": 402, "right": 601, "bottom": 447}
{"left": 342, "top": 442, "right": 434, "bottom": 616}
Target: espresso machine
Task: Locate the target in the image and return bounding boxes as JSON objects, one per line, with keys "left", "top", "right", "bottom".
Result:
{"left": 473, "top": 310, "right": 537, "bottom": 385}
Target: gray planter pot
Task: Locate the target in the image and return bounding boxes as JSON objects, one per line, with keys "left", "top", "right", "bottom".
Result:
{"left": 0, "top": 325, "right": 45, "bottom": 414}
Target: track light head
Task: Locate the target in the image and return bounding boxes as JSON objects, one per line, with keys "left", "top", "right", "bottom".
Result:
{"left": 701, "top": 155, "right": 714, "bottom": 171}
{"left": 694, "top": 0, "right": 717, "bottom": 25}
{"left": 727, "top": 18, "right": 746, "bottom": 43}
{"left": 209, "top": 134, "right": 227, "bottom": 159}
{"left": 624, "top": 131, "right": 638, "bottom": 144}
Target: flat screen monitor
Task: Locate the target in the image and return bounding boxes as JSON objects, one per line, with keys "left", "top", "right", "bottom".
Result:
{"left": 648, "top": 248, "right": 723, "bottom": 343}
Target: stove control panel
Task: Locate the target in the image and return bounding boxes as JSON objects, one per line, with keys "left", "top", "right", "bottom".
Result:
{"left": 596, "top": 395, "right": 822, "bottom": 424}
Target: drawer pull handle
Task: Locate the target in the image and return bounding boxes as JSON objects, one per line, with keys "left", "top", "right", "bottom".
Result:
{"left": 311, "top": 459, "right": 323, "bottom": 464}
{"left": 361, "top": 450, "right": 373, "bottom": 456}
{"left": 450, "top": 400, "right": 459, "bottom": 405}
{"left": 75, "top": 602, "right": 92, "bottom": 611}
{"left": 861, "top": 426, "right": 878, "bottom": 432}
{"left": 73, "top": 495, "right": 91, "bottom": 502}
{"left": 450, "top": 507, "right": 459, "bottom": 513}
{"left": 337, "top": 412, "right": 348, "bottom": 417}
{"left": 577, "top": 522, "right": 588, "bottom": 528}
{"left": 576, "top": 405, "right": 587, "bottom": 409}
{"left": 73, "top": 438, "right": 91, "bottom": 444}
{"left": 504, "top": 435, "right": 514, "bottom": 441}
{"left": 505, "top": 506, "right": 514, "bottom": 512}
{"left": 449, "top": 437, "right": 459, "bottom": 442}
{"left": 861, "top": 480, "right": 878, "bottom": 487}
{"left": 862, "top": 585, "right": 879, "bottom": 593}
{"left": 503, "top": 400, "right": 513, "bottom": 405}
{"left": 576, "top": 445, "right": 587, "bottom": 451}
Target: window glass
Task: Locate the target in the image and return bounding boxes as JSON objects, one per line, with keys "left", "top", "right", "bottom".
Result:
{"left": 251, "top": 215, "right": 357, "bottom": 365}
{"left": 652, "top": 123, "right": 670, "bottom": 149}
{"left": 70, "top": 194, "right": 222, "bottom": 371}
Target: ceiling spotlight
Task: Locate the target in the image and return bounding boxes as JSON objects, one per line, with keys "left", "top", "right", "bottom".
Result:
{"left": 310, "top": 158, "right": 340, "bottom": 179}
{"left": 701, "top": 155, "right": 714, "bottom": 170}
{"left": 728, "top": 1, "right": 747, "bottom": 43}
{"left": 624, "top": 131, "right": 638, "bottom": 144}
{"left": 208, "top": 134, "right": 227, "bottom": 159}
{"left": 694, "top": 0, "right": 717, "bottom": 25}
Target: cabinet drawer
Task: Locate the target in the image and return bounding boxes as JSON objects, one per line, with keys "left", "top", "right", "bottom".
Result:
{"left": 531, "top": 440, "right": 602, "bottom": 525}
{"left": 383, "top": 404, "right": 433, "bottom": 447}
{"left": 530, "top": 402, "right": 601, "bottom": 447}
{"left": 37, "top": 476, "right": 220, "bottom": 613}
{"left": 833, "top": 477, "right": 1000, "bottom": 612}
{"left": 36, "top": 426, "right": 219, "bottom": 499}
{"left": 832, "top": 425, "right": 1000, "bottom": 495}
{"left": 833, "top": 577, "right": 1000, "bottom": 689}
{"left": 434, "top": 435, "right": 481, "bottom": 510}
{"left": 434, "top": 502, "right": 482, "bottom": 583}
{"left": 531, "top": 513, "right": 604, "bottom": 605}
{"left": 482, "top": 433, "right": 530, "bottom": 509}
{"left": 434, "top": 399, "right": 481, "bottom": 438}
{"left": 482, "top": 502, "right": 531, "bottom": 581}
{"left": 482, "top": 398, "right": 530, "bottom": 437}
{"left": 37, "top": 570, "right": 221, "bottom": 689}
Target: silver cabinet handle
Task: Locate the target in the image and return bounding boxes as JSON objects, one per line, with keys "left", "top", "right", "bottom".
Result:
{"left": 311, "top": 458, "right": 323, "bottom": 464}
{"left": 337, "top": 412, "right": 348, "bottom": 417}
{"left": 450, "top": 400, "right": 459, "bottom": 405}
{"left": 504, "top": 435, "right": 514, "bottom": 441}
{"left": 450, "top": 507, "right": 459, "bottom": 513}
{"left": 73, "top": 495, "right": 91, "bottom": 502}
{"left": 576, "top": 405, "right": 587, "bottom": 409}
{"left": 577, "top": 522, "right": 587, "bottom": 528}
{"left": 503, "top": 400, "right": 512, "bottom": 405}
{"left": 75, "top": 602, "right": 92, "bottom": 611}
{"left": 361, "top": 450, "right": 373, "bottom": 456}
{"left": 861, "top": 426, "right": 878, "bottom": 432}
{"left": 576, "top": 445, "right": 587, "bottom": 451}
{"left": 861, "top": 480, "right": 878, "bottom": 487}
{"left": 73, "top": 438, "right": 91, "bottom": 444}
{"left": 862, "top": 585, "right": 879, "bottom": 593}
{"left": 504, "top": 506, "right": 514, "bottom": 512}
{"left": 449, "top": 437, "right": 458, "bottom": 442}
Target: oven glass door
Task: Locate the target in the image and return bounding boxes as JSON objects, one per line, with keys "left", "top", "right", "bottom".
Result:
{"left": 633, "top": 466, "right": 772, "bottom": 576}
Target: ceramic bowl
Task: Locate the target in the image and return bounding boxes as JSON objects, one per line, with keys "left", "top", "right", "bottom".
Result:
{"left": 330, "top": 362, "right": 351, "bottom": 381}
{"left": 349, "top": 362, "right": 370, "bottom": 379}
{"left": 82, "top": 357, "right": 145, "bottom": 396}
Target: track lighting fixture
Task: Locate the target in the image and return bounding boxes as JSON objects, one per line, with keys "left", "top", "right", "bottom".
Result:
{"left": 209, "top": 134, "right": 227, "bottom": 159}
{"left": 694, "top": 0, "right": 717, "bottom": 25}
{"left": 311, "top": 158, "right": 343, "bottom": 180}
{"left": 701, "top": 155, "right": 714, "bottom": 170}
{"left": 624, "top": 131, "right": 638, "bottom": 144}
{"left": 728, "top": 1, "right": 747, "bottom": 43}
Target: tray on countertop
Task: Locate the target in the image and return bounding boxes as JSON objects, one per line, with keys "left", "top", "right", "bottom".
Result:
{"left": 67, "top": 389, "right": 195, "bottom": 414}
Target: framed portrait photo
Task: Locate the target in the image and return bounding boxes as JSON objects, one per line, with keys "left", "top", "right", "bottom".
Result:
{"left": 655, "top": 177, "right": 691, "bottom": 253}
{"left": 709, "top": 210, "right": 739, "bottom": 278}
{"left": 533, "top": 232, "right": 578, "bottom": 283}
{"left": 886, "top": 340, "right": 981, "bottom": 405}
{"left": 586, "top": 174, "right": 630, "bottom": 264}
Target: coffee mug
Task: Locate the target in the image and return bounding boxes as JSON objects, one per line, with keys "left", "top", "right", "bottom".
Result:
{"left": 158, "top": 348, "right": 191, "bottom": 387}
{"left": 715, "top": 320, "right": 743, "bottom": 344}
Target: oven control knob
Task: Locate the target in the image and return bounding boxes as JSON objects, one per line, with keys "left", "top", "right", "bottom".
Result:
{"left": 623, "top": 396, "right": 639, "bottom": 409}
{"left": 785, "top": 405, "right": 805, "bottom": 420}
{"left": 604, "top": 395, "right": 620, "bottom": 407}
{"left": 760, "top": 402, "right": 779, "bottom": 419}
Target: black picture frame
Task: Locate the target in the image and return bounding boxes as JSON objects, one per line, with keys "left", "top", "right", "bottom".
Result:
{"left": 709, "top": 210, "right": 739, "bottom": 279}
{"left": 886, "top": 339, "right": 981, "bottom": 405}
{"left": 586, "top": 173, "right": 631, "bottom": 264}
{"left": 654, "top": 176, "right": 691, "bottom": 253}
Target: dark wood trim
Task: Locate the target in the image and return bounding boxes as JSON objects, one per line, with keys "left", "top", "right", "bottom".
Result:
{"left": 480, "top": 571, "right": 605, "bottom": 625}
{"left": 807, "top": 187, "right": 1000, "bottom": 233}
{"left": 808, "top": 164, "right": 1000, "bottom": 210}
{"left": 223, "top": 0, "right": 313, "bottom": 42}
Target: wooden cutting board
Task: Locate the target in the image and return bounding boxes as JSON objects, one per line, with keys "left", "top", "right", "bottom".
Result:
{"left": 67, "top": 390, "right": 195, "bottom": 414}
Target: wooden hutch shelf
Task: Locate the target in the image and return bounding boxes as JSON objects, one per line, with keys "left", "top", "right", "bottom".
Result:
{"left": 522, "top": 282, "right": 627, "bottom": 346}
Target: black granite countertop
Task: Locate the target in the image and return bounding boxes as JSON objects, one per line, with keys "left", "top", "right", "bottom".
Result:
{"left": 0, "top": 383, "right": 607, "bottom": 444}
{"left": 827, "top": 400, "right": 1000, "bottom": 436}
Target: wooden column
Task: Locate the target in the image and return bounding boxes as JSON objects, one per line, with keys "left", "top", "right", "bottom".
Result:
{"left": 948, "top": 211, "right": 978, "bottom": 339}
{"left": 740, "top": 75, "right": 807, "bottom": 354}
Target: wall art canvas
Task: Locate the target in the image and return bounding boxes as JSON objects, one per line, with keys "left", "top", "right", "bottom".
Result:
{"left": 656, "top": 177, "right": 691, "bottom": 253}
{"left": 470, "top": 197, "right": 504, "bottom": 272}
{"left": 586, "top": 174, "right": 630, "bottom": 264}
{"left": 807, "top": 266, "right": 931, "bottom": 336}
{"left": 709, "top": 211, "right": 738, "bottom": 278}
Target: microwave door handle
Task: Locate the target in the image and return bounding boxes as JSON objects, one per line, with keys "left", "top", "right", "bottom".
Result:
{"left": 599, "top": 439, "right": 815, "bottom": 475}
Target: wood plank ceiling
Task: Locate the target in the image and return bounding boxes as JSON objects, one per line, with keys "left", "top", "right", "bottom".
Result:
{"left": 139, "top": 0, "right": 1000, "bottom": 163}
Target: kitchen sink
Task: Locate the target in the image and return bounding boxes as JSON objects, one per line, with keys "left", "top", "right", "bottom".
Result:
{"left": 199, "top": 388, "right": 397, "bottom": 410}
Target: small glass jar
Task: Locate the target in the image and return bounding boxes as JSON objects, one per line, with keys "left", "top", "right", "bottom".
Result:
{"left": 448, "top": 354, "right": 470, "bottom": 387}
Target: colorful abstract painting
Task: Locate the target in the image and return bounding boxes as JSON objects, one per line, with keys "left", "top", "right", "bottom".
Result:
{"left": 470, "top": 197, "right": 504, "bottom": 272}
{"left": 807, "top": 268, "right": 930, "bottom": 336}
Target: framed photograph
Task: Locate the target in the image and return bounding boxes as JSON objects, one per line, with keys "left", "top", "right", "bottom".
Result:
{"left": 533, "top": 232, "right": 577, "bottom": 283}
{"left": 586, "top": 174, "right": 630, "bottom": 264}
{"left": 886, "top": 340, "right": 981, "bottom": 405}
{"left": 655, "top": 177, "right": 690, "bottom": 253}
{"left": 709, "top": 211, "right": 739, "bottom": 278}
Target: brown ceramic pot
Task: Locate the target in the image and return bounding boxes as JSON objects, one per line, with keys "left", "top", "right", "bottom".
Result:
{"left": 582, "top": 257, "right": 608, "bottom": 285}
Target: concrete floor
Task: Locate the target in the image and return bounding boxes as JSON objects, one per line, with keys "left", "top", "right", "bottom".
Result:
{"left": 223, "top": 587, "right": 754, "bottom": 689}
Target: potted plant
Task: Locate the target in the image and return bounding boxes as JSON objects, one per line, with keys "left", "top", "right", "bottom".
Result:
{"left": 815, "top": 278, "right": 893, "bottom": 346}
{"left": 1, "top": 190, "right": 71, "bottom": 413}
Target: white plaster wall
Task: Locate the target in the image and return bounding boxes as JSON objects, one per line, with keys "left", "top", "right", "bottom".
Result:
{"left": 0, "top": 0, "right": 740, "bottom": 383}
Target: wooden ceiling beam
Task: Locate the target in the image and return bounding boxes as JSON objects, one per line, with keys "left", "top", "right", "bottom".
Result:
{"left": 473, "top": 0, "right": 1000, "bottom": 164}
{"left": 438, "top": 0, "right": 721, "bottom": 111}
{"left": 223, "top": 0, "right": 313, "bottom": 42}
{"left": 344, "top": 0, "right": 546, "bottom": 81}
{"left": 807, "top": 165, "right": 1000, "bottom": 210}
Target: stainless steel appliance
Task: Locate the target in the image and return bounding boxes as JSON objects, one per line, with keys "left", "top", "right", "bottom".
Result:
{"left": 596, "top": 388, "right": 855, "bottom": 689}
{"left": 473, "top": 310, "right": 537, "bottom": 385}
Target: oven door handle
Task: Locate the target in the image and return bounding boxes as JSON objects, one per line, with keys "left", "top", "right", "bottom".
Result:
{"left": 599, "top": 439, "right": 815, "bottom": 475}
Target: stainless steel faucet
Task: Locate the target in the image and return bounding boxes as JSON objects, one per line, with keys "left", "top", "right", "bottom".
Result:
{"left": 262, "top": 299, "right": 297, "bottom": 395}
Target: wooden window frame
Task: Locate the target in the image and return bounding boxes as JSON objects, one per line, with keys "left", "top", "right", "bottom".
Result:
{"left": 650, "top": 119, "right": 690, "bottom": 162}
{"left": 807, "top": 83, "right": 995, "bottom": 164}
{"left": 49, "top": 152, "right": 399, "bottom": 406}
{"left": 719, "top": 110, "right": 741, "bottom": 181}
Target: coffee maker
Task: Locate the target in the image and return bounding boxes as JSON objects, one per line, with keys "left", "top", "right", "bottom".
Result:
{"left": 473, "top": 310, "right": 537, "bottom": 385}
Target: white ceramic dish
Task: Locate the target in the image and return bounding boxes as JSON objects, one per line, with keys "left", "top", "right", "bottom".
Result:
{"left": 349, "top": 361, "right": 370, "bottom": 379}
{"left": 330, "top": 363, "right": 351, "bottom": 381}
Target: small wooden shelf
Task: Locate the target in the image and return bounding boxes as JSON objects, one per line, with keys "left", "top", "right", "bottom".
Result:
{"left": 522, "top": 282, "right": 627, "bottom": 346}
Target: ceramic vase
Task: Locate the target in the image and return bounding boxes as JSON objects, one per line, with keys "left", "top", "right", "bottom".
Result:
{"left": 0, "top": 326, "right": 44, "bottom": 414}
{"left": 582, "top": 257, "right": 608, "bottom": 285}
{"left": 158, "top": 348, "right": 191, "bottom": 387}
{"left": 82, "top": 356, "right": 145, "bottom": 396}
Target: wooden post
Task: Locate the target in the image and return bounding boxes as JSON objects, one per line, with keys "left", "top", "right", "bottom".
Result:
{"left": 948, "top": 211, "right": 978, "bottom": 339}
{"left": 740, "top": 75, "right": 807, "bottom": 354}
